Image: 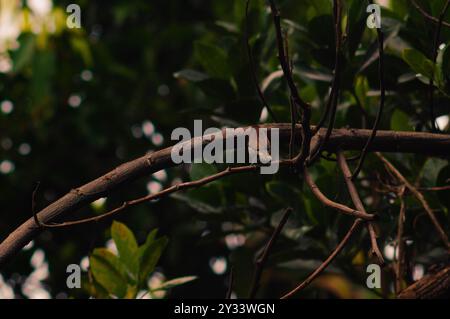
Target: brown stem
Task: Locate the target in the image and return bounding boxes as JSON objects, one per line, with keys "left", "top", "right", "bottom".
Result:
{"left": 337, "top": 152, "right": 385, "bottom": 265}
{"left": 375, "top": 153, "right": 450, "bottom": 250}
{"left": 249, "top": 207, "right": 292, "bottom": 298}
{"left": 304, "top": 168, "right": 374, "bottom": 220}
{"left": 410, "top": 0, "right": 450, "bottom": 29}
{"left": 267, "top": 0, "right": 312, "bottom": 167}
{"left": 395, "top": 189, "right": 407, "bottom": 295}
{"left": 280, "top": 218, "right": 363, "bottom": 299}
{"left": 245, "top": 0, "right": 278, "bottom": 122}
{"left": 34, "top": 165, "right": 259, "bottom": 228}
{"left": 419, "top": 185, "right": 450, "bottom": 192}
{"left": 352, "top": 14, "right": 385, "bottom": 179}
{"left": 226, "top": 266, "right": 234, "bottom": 299}
{"left": 309, "top": 0, "right": 343, "bottom": 163}
{"left": 32, "top": 182, "right": 42, "bottom": 228}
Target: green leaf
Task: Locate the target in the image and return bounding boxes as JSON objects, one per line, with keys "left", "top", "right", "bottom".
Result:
{"left": 142, "top": 229, "right": 158, "bottom": 248}
{"left": 355, "top": 76, "right": 370, "bottom": 109}
{"left": 111, "top": 221, "right": 139, "bottom": 277}
{"left": 11, "top": 33, "right": 36, "bottom": 73}
{"left": 89, "top": 248, "right": 128, "bottom": 298}
{"left": 138, "top": 237, "right": 168, "bottom": 285}
{"left": 390, "top": 109, "right": 413, "bottom": 131}
{"left": 174, "top": 69, "right": 209, "bottom": 82}
{"left": 190, "top": 163, "right": 218, "bottom": 181}
{"left": 402, "top": 49, "right": 435, "bottom": 80}
{"left": 194, "top": 41, "right": 231, "bottom": 79}
{"left": 81, "top": 274, "right": 110, "bottom": 299}
{"left": 124, "top": 285, "right": 138, "bottom": 299}
{"left": 421, "top": 158, "right": 448, "bottom": 187}
{"left": 150, "top": 276, "right": 198, "bottom": 292}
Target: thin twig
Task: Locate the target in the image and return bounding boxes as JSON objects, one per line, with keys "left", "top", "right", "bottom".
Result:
{"left": 428, "top": 0, "right": 450, "bottom": 131}
{"left": 267, "top": 0, "right": 312, "bottom": 167}
{"left": 313, "top": 0, "right": 343, "bottom": 134}
{"left": 410, "top": 0, "right": 450, "bottom": 28}
{"left": 245, "top": 0, "right": 278, "bottom": 122}
{"left": 32, "top": 182, "right": 42, "bottom": 228}
{"left": 226, "top": 266, "right": 234, "bottom": 299}
{"left": 249, "top": 207, "right": 292, "bottom": 298}
{"left": 34, "top": 165, "right": 260, "bottom": 228}
{"left": 280, "top": 218, "right": 363, "bottom": 299}
{"left": 308, "top": 0, "right": 343, "bottom": 164}
{"left": 375, "top": 152, "right": 450, "bottom": 249}
{"left": 352, "top": 2, "right": 385, "bottom": 179}
{"left": 289, "top": 95, "right": 297, "bottom": 159}
{"left": 284, "top": 30, "right": 297, "bottom": 160}
{"left": 337, "top": 151, "right": 385, "bottom": 265}
{"left": 304, "top": 168, "right": 374, "bottom": 220}
{"left": 395, "top": 188, "right": 406, "bottom": 295}
{"left": 419, "top": 185, "right": 450, "bottom": 192}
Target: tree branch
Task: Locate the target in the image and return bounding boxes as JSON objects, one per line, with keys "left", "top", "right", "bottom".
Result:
{"left": 0, "top": 124, "right": 449, "bottom": 267}
{"left": 410, "top": 0, "right": 450, "bottom": 29}
{"left": 33, "top": 165, "right": 260, "bottom": 228}
{"left": 245, "top": 0, "right": 278, "bottom": 122}
{"left": 352, "top": 6, "right": 385, "bottom": 179}
{"left": 309, "top": 0, "right": 343, "bottom": 163}
{"left": 398, "top": 264, "right": 450, "bottom": 299}
{"left": 267, "top": 0, "right": 312, "bottom": 167}
{"left": 395, "top": 188, "right": 407, "bottom": 295}
{"left": 280, "top": 218, "right": 363, "bottom": 299}
{"left": 303, "top": 168, "right": 374, "bottom": 220}
{"left": 249, "top": 207, "right": 292, "bottom": 298}
{"left": 375, "top": 152, "right": 450, "bottom": 250}
{"left": 337, "top": 152, "right": 385, "bottom": 265}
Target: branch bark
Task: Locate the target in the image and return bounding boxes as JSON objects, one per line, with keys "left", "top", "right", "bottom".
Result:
{"left": 337, "top": 152, "right": 385, "bottom": 265}
{"left": 0, "top": 124, "right": 449, "bottom": 267}
{"left": 375, "top": 152, "right": 450, "bottom": 250}
{"left": 398, "top": 265, "right": 450, "bottom": 299}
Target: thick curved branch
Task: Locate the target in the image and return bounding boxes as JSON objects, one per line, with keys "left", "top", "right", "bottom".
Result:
{"left": 398, "top": 264, "right": 450, "bottom": 299}
{"left": 0, "top": 125, "right": 449, "bottom": 267}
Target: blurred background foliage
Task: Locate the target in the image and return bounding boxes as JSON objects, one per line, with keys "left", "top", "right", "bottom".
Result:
{"left": 0, "top": 0, "right": 449, "bottom": 299}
